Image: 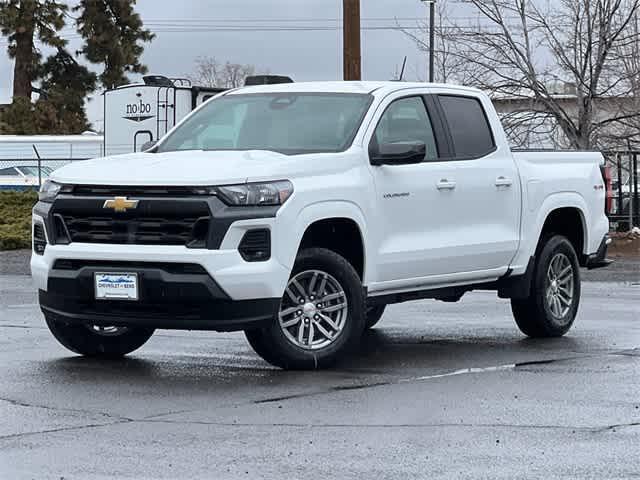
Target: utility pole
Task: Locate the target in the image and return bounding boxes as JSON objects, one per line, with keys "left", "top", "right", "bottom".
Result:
{"left": 421, "top": 0, "right": 436, "bottom": 82}
{"left": 343, "top": 0, "right": 361, "bottom": 80}
{"left": 429, "top": 1, "right": 435, "bottom": 82}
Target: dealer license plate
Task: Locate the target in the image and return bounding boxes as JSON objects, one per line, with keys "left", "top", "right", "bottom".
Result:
{"left": 94, "top": 272, "right": 139, "bottom": 301}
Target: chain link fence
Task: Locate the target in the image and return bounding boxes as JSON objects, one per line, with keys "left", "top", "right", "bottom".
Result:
{"left": 0, "top": 158, "right": 89, "bottom": 190}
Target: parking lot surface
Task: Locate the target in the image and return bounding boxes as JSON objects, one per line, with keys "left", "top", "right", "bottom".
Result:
{"left": 0, "top": 252, "right": 638, "bottom": 479}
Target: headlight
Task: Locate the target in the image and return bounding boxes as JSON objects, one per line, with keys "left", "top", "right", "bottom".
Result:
{"left": 38, "top": 180, "right": 63, "bottom": 202}
{"left": 215, "top": 180, "right": 294, "bottom": 206}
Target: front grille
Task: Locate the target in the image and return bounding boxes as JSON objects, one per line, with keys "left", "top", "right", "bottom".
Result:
{"left": 51, "top": 197, "right": 211, "bottom": 247}
{"left": 61, "top": 214, "right": 208, "bottom": 245}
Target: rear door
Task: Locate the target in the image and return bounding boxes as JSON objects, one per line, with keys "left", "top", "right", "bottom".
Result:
{"left": 430, "top": 93, "right": 521, "bottom": 273}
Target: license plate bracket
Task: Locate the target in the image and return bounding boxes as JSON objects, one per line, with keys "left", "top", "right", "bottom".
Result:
{"left": 94, "top": 272, "right": 139, "bottom": 301}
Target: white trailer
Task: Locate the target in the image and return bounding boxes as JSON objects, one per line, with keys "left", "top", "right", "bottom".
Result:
{"left": 103, "top": 76, "right": 225, "bottom": 156}
{"left": 103, "top": 75, "right": 294, "bottom": 157}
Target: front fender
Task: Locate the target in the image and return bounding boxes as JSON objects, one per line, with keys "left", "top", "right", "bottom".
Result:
{"left": 273, "top": 200, "right": 371, "bottom": 281}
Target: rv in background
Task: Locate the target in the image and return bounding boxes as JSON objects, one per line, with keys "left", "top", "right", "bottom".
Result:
{"left": 102, "top": 75, "right": 293, "bottom": 156}
{"left": 103, "top": 76, "right": 225, "bottom": 157}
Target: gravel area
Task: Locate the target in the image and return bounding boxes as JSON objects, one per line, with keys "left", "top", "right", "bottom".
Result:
{"left": 0, "top": 249, "right": 31, "bottom": 276}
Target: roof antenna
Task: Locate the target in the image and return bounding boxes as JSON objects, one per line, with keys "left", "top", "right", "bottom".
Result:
{"left": 398, "top": 56, "right": 407, "bottom": 81}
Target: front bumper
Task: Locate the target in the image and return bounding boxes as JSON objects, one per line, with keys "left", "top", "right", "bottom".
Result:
{"left": 31, "top": 210, "right": 292, "bottom": 330}
{"left": 38, "top": 260, "right": 280, "bottom": 331}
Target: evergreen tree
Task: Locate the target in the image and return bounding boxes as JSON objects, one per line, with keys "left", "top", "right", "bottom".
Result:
{"left": 0, "top": 97, "right": 35, "bottom": 133}
{"left": 0, "top": 0, "right": 67, "bottom": 98}
{"left": 37, "top": 48, "right": 97, "bottom": 132}
{"left": 75, "top": 0, "right": 154, "bottom": 90}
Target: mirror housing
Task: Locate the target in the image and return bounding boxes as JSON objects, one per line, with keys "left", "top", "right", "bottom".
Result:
{"left": 370, "top": 141, "right": 426, "bottom": 166}
{"left": 141, "top": 140, "right": 157, "bottom": 152}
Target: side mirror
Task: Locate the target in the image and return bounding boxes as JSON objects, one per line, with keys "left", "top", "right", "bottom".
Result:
{"left": 141, "top": 140, "right": 157, "bottom": 152}
{"left": 370, "top": 141, "right": 426, "bottom": 166}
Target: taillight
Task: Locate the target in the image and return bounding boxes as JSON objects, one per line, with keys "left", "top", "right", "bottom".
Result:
{"left": 600, "top": 165, "right": 612, "bottom": 216}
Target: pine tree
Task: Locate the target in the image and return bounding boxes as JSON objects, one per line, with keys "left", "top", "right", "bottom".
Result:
{"left": 37, "top": 48, "right": 97, "bottom": 132}
{"left": 75, "top": 0, "right": 155, "bottom": 90}
{"left": 0, "top": 0, "right": 67, "bottom": 98}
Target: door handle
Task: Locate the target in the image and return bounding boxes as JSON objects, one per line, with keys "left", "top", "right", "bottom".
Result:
{"left": 495, "top": 176, "right": 513, "bottom": 187}
{"left": 436, "top": 179, "right": 456, "bottom": 190}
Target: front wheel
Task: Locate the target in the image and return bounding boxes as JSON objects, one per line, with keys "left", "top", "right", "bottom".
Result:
{"left": 511, "top": 235, "right": 581, "bottom": 337}
{"left": 245, "top": 248, "right": 365, "bottom": 369}
{"left": 45, "top": 314, "right": 155, "bottom": 357}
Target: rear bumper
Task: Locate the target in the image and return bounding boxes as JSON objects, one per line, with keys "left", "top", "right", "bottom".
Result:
{"left": 585, "top": 234, "right": 613, "bottom": 270}
{"left": 38, "top": 261, "right": 280, "bottom": 331}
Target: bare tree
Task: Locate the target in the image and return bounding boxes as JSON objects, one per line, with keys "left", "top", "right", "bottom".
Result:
{"left": 605, "top": 10, "right": 640, "bottom": 149}
{"left": 187, "top": 56, "right": 256, "bottom": 89}
{"left": 401, "top": 1, "right": 481, "bottom": 83}
{"left": 404, "top": 0, "right": 640, "bottom": 150}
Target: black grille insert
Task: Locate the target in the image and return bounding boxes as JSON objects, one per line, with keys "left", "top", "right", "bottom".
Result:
{"left": 61, "top": 214, "right": 209, "bottom": 245}
{"left": 51, "top": 198, "right": 211, "bottom": 247}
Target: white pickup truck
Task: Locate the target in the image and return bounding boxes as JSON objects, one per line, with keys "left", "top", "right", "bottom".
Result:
{"left": 32, "top": 81, "right": 611, "bottom": 369}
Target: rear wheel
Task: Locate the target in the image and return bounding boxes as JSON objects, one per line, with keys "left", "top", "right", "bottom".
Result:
{"left": 45, "top": 314, "right": 154, "bottom": 357}
{"left": 245, "top": 248, "right": 365, "bottom": 369}
{"left": 511, "top": 235, "right": 581, "bottom": 337}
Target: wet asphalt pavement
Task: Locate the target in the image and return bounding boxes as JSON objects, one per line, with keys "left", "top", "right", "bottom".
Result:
{"left": 0, "top": 251, "right": 638, "bottom": 479}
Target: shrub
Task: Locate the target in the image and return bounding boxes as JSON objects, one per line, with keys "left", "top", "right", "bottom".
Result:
{"left": 0, "top": 190, "right": 38, "bottom": 250}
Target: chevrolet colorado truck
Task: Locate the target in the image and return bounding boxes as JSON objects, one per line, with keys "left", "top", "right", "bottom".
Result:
{"left": 32, "top": 81, "right": 611, "bottom": 369}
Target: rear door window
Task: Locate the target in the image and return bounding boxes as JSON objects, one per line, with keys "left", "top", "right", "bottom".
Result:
{"left": 438, "top": 95, "right": 495, "bottom": 158}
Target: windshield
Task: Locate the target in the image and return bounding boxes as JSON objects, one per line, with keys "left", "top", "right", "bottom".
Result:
{"left": 156, "top": 92, "right": 372, "bottom": 155}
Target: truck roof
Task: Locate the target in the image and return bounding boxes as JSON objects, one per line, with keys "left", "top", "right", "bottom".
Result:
{"left": 229, "top": 81, "right": 484, "bottom": 96}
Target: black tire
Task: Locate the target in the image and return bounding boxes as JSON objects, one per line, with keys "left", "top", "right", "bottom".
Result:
{"left": 365, "top": 304, "right": 386, "bottom": 329}
{"left": 511, "top": 235, "right": 581, "bottom": 337}
{"left": 45, "top": 314, "right": 154, "bottom": 357}
{"left": 245, "top": 248, "right": 365, "bottom": 370}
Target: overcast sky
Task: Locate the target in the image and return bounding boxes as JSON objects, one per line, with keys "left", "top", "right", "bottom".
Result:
{"left": 0, "top": 0, "right": 476, "bottom": 130}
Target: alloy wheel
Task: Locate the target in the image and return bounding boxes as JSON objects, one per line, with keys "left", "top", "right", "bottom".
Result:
{"left": 545, "top": 253, "right": 574, "bottom": 319}
{"left": 278, "top": 269, "right": 348, "bottom": 350}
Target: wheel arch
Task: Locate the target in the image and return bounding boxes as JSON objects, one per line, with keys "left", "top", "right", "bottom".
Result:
{"left": 283, "top": 201, "right": 369, "bottom": 282}
{"left": 535, "top": 197, "right": 589, "bottom": 262}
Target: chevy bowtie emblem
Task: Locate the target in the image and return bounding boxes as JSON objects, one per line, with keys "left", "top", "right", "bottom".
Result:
{"left": 103, "top": 196, "right": 139, "bottom": 212}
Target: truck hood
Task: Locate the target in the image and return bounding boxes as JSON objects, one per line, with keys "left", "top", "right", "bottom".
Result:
{"left": 51, "top": 150, "right": 352, "bottom": 186}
